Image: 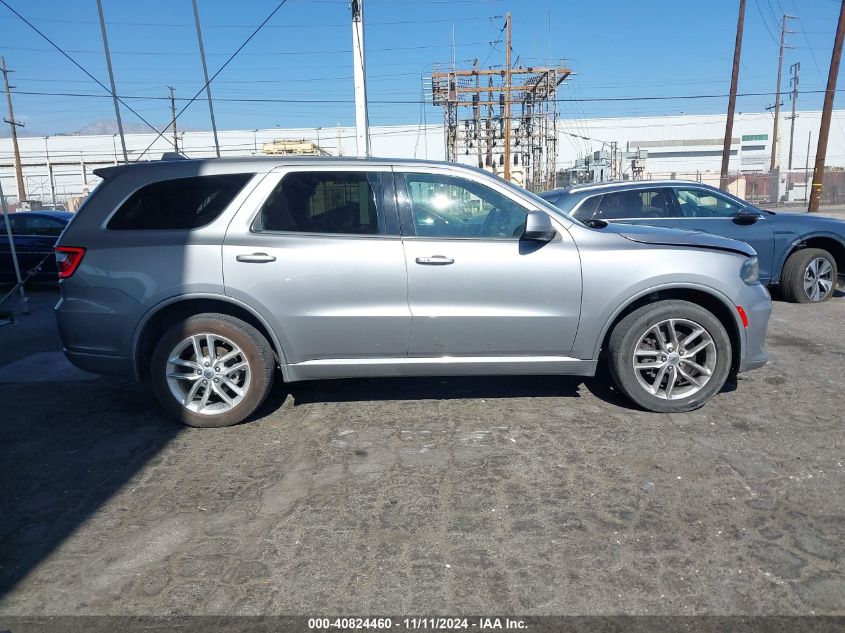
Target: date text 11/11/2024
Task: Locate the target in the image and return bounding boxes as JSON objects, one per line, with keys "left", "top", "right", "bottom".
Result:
{"left": 307, "top": 617, "right": 528, "bottom": 630}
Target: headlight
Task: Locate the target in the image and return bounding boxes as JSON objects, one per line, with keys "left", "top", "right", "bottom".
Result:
{"left": 740, "top": 256, "right": 759, "bottom": 284}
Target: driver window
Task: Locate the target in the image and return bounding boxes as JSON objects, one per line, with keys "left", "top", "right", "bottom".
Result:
{"left": 400, "top": 173, "right": 528, "bottom": 239}
{"left": 594, "top": 188, "right": 676, "bottom": 220}
{"left": 673, "top": 187, "right": 742, "bottom": 218}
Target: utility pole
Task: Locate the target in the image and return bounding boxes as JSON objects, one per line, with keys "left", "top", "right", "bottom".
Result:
{"left": 769, "top": 13, "right": 794, "bottom": 173}
{"left": 721, "top": 0, "right": 745, "bottom": 192}
{"left": 192, "top": 0, "right": 220, "bottom": 158}
{"left": 787, "top": 62, "right": 799, "bottom": 170}
{"left": 1, "top": 57, "right": 26, "bottom": 202}
{"left": 809, "top": 0, "right": 845, "bottom": 212}
{"left": 503, "top": 12, "right": 512, "bottom": 182}
{"left": 805, "top": 130, "right": 812, "bottom": 200}
{"left": 95, "top": 0, "right": 127, "bottom": 162}
{"left": 351, "top": 0, "right": 370, "bottom": 156}
{"left": 168, "top": 86, "right": 178, "bottom": 153}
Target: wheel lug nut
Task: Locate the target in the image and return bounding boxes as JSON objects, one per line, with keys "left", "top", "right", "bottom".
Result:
{"left": 196, "top": 370, "right": 202, "bottom": 375}
{"left": 213, "top": 378, "right": 219, "bottom": 383}
{"left": 204, "top": 362, "right": 210, "bottom": 367}
{"left": 202, "top": 380, "right": 208, "bottom": 385}
{"left": 215, "top": 366, "right": 220, "bottom": 372}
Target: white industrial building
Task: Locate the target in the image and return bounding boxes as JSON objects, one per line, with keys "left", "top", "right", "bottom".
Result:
{"left": 1, "top": 110, "right": 844, "bottom": 206}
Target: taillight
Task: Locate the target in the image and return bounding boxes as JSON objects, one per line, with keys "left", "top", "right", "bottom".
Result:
{"left": 55, "top": 246, "right": 86, "bottom": 279}
{"left": 736, "top": 305, "right": 749, "bottom": 329}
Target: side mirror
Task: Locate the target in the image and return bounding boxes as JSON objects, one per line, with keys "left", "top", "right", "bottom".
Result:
{"left": 523, "top": 210, "right": 557, "bottom": 242}
{"left": 733, "top": 208, "right": 761, "bottom": 225}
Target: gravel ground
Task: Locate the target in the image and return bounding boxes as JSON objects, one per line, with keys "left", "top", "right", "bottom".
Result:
{"left": 0, "top": 288, "right": 842, "bottom": 616}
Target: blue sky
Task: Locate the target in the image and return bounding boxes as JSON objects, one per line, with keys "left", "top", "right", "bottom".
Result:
{"left": 0, "top": 0, "right": 843, "bottom": 136}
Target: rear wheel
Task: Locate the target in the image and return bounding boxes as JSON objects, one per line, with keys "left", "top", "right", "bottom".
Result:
{"left": 607, "top": 300, "right": 732, "bottom": 413}
{"left": 781, "top": 248, "right": 837, "bottom": 303}
{"left": 150, "top": 313, "right": 275, "bottom": 427}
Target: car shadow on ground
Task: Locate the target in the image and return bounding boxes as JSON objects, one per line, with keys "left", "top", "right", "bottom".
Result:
{"left": 0, "top": 379, "right": 181, "bottom": 599}
{"left": 255, "top": 370, "right": 634, "bottom": 413}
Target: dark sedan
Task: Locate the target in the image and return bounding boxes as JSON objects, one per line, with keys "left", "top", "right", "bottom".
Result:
{"left": 0, "top": 211, "right": 72, "bottom": 284}
{"left": 541, "top": 180, "right": 845, "bottom": 303}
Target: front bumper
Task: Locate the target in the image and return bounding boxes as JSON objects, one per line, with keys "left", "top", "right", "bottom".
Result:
{"left": 735, "top": 283, "right": 772, "bottom": 373}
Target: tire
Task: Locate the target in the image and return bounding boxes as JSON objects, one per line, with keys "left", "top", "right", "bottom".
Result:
{"left": 607, "top": 300, "right": 732, "bottom": 413}
{"left": 780, "top": 248, "right": 838, "bottom": 303}
{"left": 150, "top": 313, "right": 275, "bottom": 428}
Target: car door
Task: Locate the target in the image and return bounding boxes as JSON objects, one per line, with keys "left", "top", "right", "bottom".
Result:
{"left": 670, "top": 186, "right": 775, "bottom": 283}
{"left": 222, "top": 166, "right": 410, "bottom": 364}
{"left": 578, "top": 187, "right": 680, "bottom": 230}
{"left": 395, "top": 168, "right": 581, "bottom": 358}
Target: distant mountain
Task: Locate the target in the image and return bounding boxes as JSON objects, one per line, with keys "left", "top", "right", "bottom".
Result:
{"left": 75, "top": 119, "right": 156, "bottom": 135}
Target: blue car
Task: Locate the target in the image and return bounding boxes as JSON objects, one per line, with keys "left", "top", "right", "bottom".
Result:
{"left": 0, "top": 210, "right": 73, "bottom": 284}
{"left": 540, "top": 180, "right": 845, "bottom": 303}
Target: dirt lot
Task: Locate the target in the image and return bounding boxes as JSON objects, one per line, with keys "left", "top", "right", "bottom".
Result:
{"left": 0, "top": 288, "right": 842, "bottom": 616}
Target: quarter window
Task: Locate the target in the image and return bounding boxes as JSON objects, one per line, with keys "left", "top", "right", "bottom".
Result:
{"left": 254, "top": 171, "right": 382, "bottom": 235}
{"left": 594, "top": 188, "right": 676, "bottom": 220}
{"left": 673, "top": 188, "right": 742, "bottom": 218}
{"left": 400, "top": 172, "right": 528, "bottom": 239}
{"left": 108, "top": 174, "right": 253, "bottom": 230}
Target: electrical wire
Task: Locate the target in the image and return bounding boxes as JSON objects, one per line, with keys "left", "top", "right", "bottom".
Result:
{"left": 14, "top": 88, "right": 845, "bottom": 104}
{"left": 134, "top": 0, "right": 291, "bottom": 161}
{"left": 0, "top": 0, "right": 171, "bottom": 147}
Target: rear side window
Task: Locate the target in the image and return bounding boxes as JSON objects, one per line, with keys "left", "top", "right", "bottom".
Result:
{"left": 253, "top": 171, "right": 382, "bottom": 235}
{"left": 108, "top": 174, "right": 253, "bottom": 230}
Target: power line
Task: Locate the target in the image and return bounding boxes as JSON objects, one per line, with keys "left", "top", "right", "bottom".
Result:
{"left": 13, "top": 87, "right": 845, "bottom": 104}
{"left": 0, "top": 14, "right": 491, "bottom": 29}
{"left": 135, "top": 0, "right": 291, "bottom": 161}
{"left": 0, "top": 41, "right": 493, "bottom": 57}
{"left": 0, "top": 0, "right": 167, "bottom": 145}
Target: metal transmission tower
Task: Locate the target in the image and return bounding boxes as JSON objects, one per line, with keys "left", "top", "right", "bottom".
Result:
{"left": 430, "top": 14, "right": 571, "bottom": 191}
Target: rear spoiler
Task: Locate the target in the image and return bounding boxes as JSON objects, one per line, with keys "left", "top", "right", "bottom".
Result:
{"left": 93, "top": 152, "right": 187, "bottom": 180}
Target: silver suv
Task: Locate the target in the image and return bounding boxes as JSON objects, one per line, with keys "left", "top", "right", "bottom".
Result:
{"left": 55, "top": 158, "right": 771, "bottom": 427}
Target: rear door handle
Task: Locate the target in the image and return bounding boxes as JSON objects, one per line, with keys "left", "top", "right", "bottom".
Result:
{"left": 415, "top": 255, "right": 454, "bottom": 265}
{"left": 236, "top": 253, "right": 276, "bottom": 263}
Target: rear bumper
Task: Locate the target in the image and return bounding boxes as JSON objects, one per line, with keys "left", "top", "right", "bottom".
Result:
{"left": 63, "top": 348, "right": 133, "bottom": 377}
{"left": 736, "top": 283, "right": 772, "bottom": 373}
{"left": 55, "top": 285, "right": 142, "bottom": 379}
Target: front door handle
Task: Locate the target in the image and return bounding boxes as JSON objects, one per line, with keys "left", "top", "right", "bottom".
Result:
{"left": 415, "top": 255, "right": 454, "bottom": 265}
{"left": 236, "top": 253, "right": 276, "bottom": 263}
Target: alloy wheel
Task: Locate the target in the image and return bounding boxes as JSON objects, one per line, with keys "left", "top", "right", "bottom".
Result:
{"left": 632, "top": 318, "right": 717, "bottom": 400}
{"left": 803, "top": 257, "right": 833, "bottom": 302}
{"left": 165, "top": 333, "right": 251, "bottom": 415}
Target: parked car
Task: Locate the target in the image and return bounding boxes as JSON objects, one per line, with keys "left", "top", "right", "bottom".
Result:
{"left": 540, "top": 180, "right": 845, "bottom": 303}
{"left": 54, "top": 158, "right": 770, "bottom": 427}
{"left": 0, "top": 210, "right": 73, "bottom": 284}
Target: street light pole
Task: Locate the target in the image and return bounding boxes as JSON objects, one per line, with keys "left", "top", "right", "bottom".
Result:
{"left": 351, "top": 0, "right": 370, "bottom": 156}
{"left": 192, "top": 0, "right": 221, "bottom": 158}
{"left": 95, "top": 0, "right": 127, "bottom": 162}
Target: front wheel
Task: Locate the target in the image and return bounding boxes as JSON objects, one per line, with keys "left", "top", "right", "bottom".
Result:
{"left": 607, "top": 300, "right": 732, "bottom": 413}
{"left": 781, "top": 248, "right": 837, "bottom": 303}
{"left": 150, "top": 313, "right": 275, "bottom": 427}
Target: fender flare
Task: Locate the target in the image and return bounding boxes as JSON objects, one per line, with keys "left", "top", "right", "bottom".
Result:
{"left": 774, "top": 231, "right": 845, "bottom": 283}
{"left": 130, "top": 292, "right": 290, "bottom": 381}
{"left": 590, "top": 282, "right": 744, "bottom": 362}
